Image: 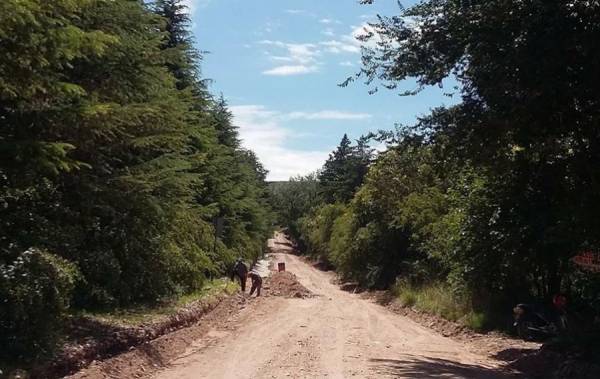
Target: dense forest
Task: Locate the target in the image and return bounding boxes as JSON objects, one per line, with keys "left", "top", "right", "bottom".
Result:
{"left": 0, "top": 0, "right": 272, "bottom": 362}
{"left": 271, "top": 0, "right": 600, "bottom": 331}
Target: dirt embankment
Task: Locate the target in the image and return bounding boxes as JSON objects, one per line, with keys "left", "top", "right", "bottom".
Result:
{"left": 31, "top": 292, "right": 233, "bottom": 379}
{"left": 61, "top": 292, "right": 254, "bottom": 379}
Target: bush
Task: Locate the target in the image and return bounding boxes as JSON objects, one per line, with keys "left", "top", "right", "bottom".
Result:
{"left": 0, "top": 248, "right": 78, "bottom": 361}
{"left": 392, "top": 280, "right": 489, "bottom": 330}
{"left": 299, "top": 203, "right": 346, "bottom": 262}
{"left": 463, "top": 312, "right": 488, "bottom": 332}
{"left": 398, "top": 288, "right": 418, "bottom": 308}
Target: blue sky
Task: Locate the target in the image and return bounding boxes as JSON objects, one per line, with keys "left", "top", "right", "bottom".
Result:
{"left": 187, "top": 0, "right": 458, "bottom": 180}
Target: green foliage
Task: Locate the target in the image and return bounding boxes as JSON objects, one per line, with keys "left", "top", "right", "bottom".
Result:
{"left": 153, "top": 0, "right": 202, "bottom": 92}
{"left": 354, "top": 0, "right": 600, "bottom": 295}
{"left": 274, "top": 0, "right": 600, "bottom": 334}
{"left": 0, "top": 0, "right": 273, "bottom": 360}
{"left": 268, "top": 173, "right": 319, "bottom": 241}
{"left": 0, "top": 249, "right": 79, "bottom": 361}
{"left": 392, "top": 280, "right": 487, "bottom": 331}
{"left": 79, "top": 278, "right": 237, "bottom": 326}
{"left": 299, "top": 203, "right": 346, "bottom": 264}
{"left": 318, "top": 134, "right": 373, "bottom": 203}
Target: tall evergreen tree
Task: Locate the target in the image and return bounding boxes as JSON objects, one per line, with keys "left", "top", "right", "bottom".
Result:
{"left": 154, "top": 0, "right": 200, "bottom": 91}
{"left": 318, "top": 134, "right": 372, "bottom": 203}
{"left": 211, "top": 95, "right": 240, "bottom": 148}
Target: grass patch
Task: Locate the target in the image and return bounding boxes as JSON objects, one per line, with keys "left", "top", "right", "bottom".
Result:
{"left": 392, "top": 281, "right": 487, "bottom": 331}
{"left": 463, "top": 311, "right": 488, "bottom": 331}
{"left": 78, "top": 278, "right": 238, "bottom": 326}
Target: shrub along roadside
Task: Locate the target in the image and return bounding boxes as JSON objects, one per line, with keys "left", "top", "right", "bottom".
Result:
{"left": 78, "top": 279, "right": 238, "bottom": 326}
{"left": 391, "top": 280, "right": 488, "bottom": 332}
{"left": 0, "top": 249, "right": 79, "bottom": 362}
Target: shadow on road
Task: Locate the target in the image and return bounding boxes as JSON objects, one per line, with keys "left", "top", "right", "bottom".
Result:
{"left": 492, "top": 347, "right": 539, "bottom": 362}
{"left": 310, "top": 260, "right": 334, "bottom": 272}
{"left": 370, "top": 356, "right": 515, "bottom": 378}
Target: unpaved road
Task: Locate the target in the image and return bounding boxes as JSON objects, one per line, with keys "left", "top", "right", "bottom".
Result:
{"left": 152, "top": 233, "right": 516, "bottom": 379}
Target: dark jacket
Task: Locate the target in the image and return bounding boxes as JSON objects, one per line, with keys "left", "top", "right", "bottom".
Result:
{"left": 231, "top": 260, "right": 248, "bottom": 280}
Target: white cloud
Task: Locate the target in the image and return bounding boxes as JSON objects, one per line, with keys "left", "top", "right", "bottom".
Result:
{"left": 181, "top": 0, "right": 211, "bottom": 14}
{"left": 229, "top": 105, "right": 283, "bottom": 146}
{"left": 287, "top": 43, "right": 319, "bottom": 64}
{"left": 230, "top": 105, "right": 329, "bottom": 181}
{"left": 322, "top": 28, "right": 336, "bottom": 37}
{"left": 263, "top": 65, "right": 318, "bottom": 76}
{"left": 320, "top": 18, "right": 341, "bottom": 24}
{"left": 260, "top": 40, "right": 320, "bottom": 75}
{"left": 320, "top": 40, "right": 361, "bottom": 54}
{"left": 260, "top": 41, "right": 319, "bottom": 64}
{"left": 269, "top": 55, "right": 294, "bottom": 62}
{"left": 284, "top": 9, "right": 317, "bottom": 18}
{"left": 340, "top": 61, "right": 355, "bottom": 67}
{"left": 258, "top": 24, "right": 381, "bottom": 76}
{"left": 229, "top": 105, "right": 372, "bottom": 179}
{"left": 286, "top": 110, "right": 371, "bottom": 120}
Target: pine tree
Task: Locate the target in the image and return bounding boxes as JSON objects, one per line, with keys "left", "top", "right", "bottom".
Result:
{"left": 211, "top": 96, "right": 240, "bottom": 148}
{"left": 154, "top": 0, "right": 201, "bottom": 91}
{"left": 318, "top": 134, "right": 372, "bottom": 203}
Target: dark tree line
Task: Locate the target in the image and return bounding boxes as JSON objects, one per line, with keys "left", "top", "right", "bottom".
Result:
{"left": 0, "top": 0, "right": 272, "bottom": 361}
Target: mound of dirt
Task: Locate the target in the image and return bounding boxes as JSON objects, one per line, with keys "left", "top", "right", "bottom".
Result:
{"left": 266, "top": 271, "right": 313, "bottom": 298}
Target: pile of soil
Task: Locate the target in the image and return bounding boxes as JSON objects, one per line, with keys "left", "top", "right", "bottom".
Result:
{"left": 266, "top": 271, "right": 313, "bottom": 299}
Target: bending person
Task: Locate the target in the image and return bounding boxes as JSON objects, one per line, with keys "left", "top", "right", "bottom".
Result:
{"left": 248, "top": 271, "right": 262, "bottom": 297}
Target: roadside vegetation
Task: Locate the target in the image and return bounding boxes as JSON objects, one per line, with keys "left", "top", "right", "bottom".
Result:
{"left": 78, "top": 279, "right": 238, "bottom": 326}
{"left": 270, "top": 0, "right": 600, "bottom": 339}
{"left": 0, "top": 0, "right": 272, "bottom": 369}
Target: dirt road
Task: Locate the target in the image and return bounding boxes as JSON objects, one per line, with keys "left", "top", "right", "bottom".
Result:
{"left": 152, "top": 233, "right": 516, "bottom": 379}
